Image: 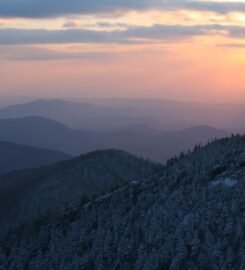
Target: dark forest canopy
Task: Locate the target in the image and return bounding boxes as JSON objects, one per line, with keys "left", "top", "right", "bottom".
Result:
{"left": 0, "top": 135, "right": 244, "bottom": 269}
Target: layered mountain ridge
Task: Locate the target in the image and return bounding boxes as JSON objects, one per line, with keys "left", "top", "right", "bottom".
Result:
{"left": 0, "top": 116, "right": 228, "bottom": 162}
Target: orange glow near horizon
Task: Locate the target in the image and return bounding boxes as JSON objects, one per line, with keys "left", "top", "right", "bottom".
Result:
{"left": 0, "top": 6, "right": 245, "bottom": 103}
{"left": 1, "top": 35, "right": 245, "bottom": 103}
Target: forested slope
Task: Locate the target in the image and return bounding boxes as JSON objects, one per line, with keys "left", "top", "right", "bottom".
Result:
{"left": 0, "top": 135, "right": 244, "bottom": 269}
{"left": 0, "top": 150, "right": 161, "bottom": 232}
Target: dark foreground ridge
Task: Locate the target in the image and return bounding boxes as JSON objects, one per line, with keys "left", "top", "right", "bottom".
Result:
{"left": 0, "top": 135, "right": 245, "bottom": 269}
{"left": 0, "top": 149, "right": 161, "bottom": 229}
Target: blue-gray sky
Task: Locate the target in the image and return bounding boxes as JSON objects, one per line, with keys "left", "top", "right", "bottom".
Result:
{"left": 1, "top": 0, "right": 245, "bottom": 17}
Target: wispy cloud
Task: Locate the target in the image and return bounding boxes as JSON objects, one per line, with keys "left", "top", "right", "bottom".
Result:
{"left": 218, "top": 42, "right": 245, "bottom": 48}
{"left": 0, "top": 0, "right": 245, "bottom": 18}
{"left": 0, "top": 45, "right": 116, "bottom": 61}
{"left": 63, "top": 21, "right": 80, "bottom": 29}
{"left": 0, "top": 24, "right": 245, "bottom": 45}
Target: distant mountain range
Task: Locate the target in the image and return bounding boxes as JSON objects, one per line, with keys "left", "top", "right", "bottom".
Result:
{"left": 0, "top": 116, "right": 229, "bottom": 162}
{"left": 0, "top": 141, "right": 71, "bottom": 175}
{"left": 0, "top": 98, "right": 244, "bottom": 130}
{"left": 0, "top": 99, "right": 137, "bottom": 131}
{"left": 0, "top": 96, "right": 34, "bottom": 109}
{"left": 0, "top": 99, "right": 244, "bottom": 269}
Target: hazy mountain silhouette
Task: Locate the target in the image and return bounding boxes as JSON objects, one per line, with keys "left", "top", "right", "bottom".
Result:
{"left": 0, "top": 116, "right": 105, "bottom": 154}
{"left": 0, "top": 96, "right": 34, "bottom": 109}
{"left": 75, "top": 98, "right": 245, "bottom": 130}
{"left": 0, "top": 98, "right": 244, "bottom": 131}
{"left": 0, "top": 141, "right": 71, "bottom": 175}
{"left": 0, "top": 99, "right": 139, "bottom": 131}
{"left": 0, "top": 116, "right": 228, "bottom": 162}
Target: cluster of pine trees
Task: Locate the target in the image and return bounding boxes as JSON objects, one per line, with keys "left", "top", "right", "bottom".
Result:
{"left": 0, "top": 135, "right": 244, "bottom": 269}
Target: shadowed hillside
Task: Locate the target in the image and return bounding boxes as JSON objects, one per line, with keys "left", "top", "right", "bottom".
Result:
{"left": 0, "top": 149, "right": 161, "bottom": 229}
{"left": 0, "top": 141, "right": 71, "bottom": 175}
{"left": 0, "top": 135, "right": 244, "bottom": 269}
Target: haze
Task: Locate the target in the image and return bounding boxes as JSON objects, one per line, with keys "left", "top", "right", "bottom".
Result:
{"left": 0, "top": 0, "right": 245, "bottom": 103}
{"left": 0, "top": 0, "right": 244, "bottom": 161}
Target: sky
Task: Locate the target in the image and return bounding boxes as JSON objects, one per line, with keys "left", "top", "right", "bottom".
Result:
{"left": 0, "top": 0, "right": 245, "bottom": 103}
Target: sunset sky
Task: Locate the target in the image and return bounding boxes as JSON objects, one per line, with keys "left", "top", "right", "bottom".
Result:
{"left": 0, "top": 0, "right": 245, "bottom": 103}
